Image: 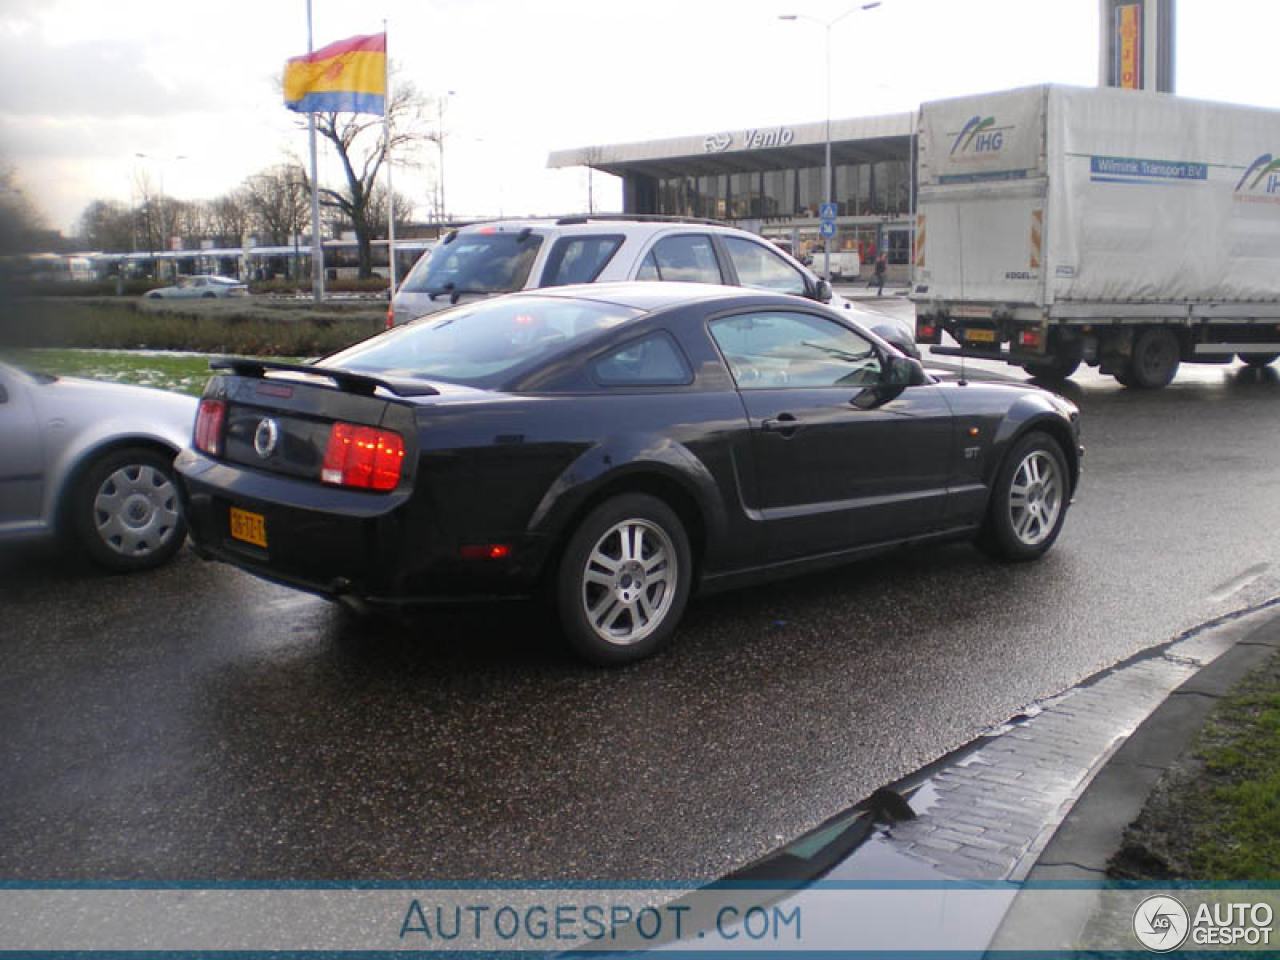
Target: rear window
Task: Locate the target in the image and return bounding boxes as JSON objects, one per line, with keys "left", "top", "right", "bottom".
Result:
{"left": 400, "top": 232, "right": 543, "bottom": 295}
{"left": 324, "top": 296, "right": 642, "bottom": 386}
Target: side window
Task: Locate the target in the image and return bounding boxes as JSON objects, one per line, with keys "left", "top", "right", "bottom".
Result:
{"left": 722, "top": 237, "right": 807, "bottom": 297}
{"left": 592, "top": 332, "right": 692, "bottom": 386}
{"left": 635, "top": 234, "right": 723, "bottom": 284}
{"left": 541, "top": 234, "right": 624, "bottom": 287}
{"left": 709, "top": 312, "right": 883, "bottom": 390}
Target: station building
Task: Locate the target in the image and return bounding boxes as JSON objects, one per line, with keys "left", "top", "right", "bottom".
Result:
{"left": 548, "top": 113, "right": 916, "bottom": 281}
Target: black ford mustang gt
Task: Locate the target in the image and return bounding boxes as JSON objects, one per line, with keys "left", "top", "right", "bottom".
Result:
{"left": 177, "top": 282, "right": 1080, "bottom": 665}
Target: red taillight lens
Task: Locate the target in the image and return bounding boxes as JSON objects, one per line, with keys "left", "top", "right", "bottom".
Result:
{"left": 194, "top": 398, "right": 226, "bottom": 456}
{"left": 385, "top": 305, "right": 395, "bottom": 329}
{"left": 460, "top": 544, "right": 512, "bottom": 560}
{"left": 1020, "top": 328, "right": 1044, "bottom": 349}
{"left": 322, "top": 423, "right": 405, "bottom": 491}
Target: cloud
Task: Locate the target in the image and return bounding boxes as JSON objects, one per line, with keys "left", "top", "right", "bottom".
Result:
{"left": 0, "top": 35, "right": 220, "bottom": 117}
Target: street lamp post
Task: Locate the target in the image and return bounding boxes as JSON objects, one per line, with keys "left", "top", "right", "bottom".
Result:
{"left": 135, "top": 152, "right": 187, "bottom": 281}
{"left": 779, "top": 3, "right": 882, "bottom": 283}
{"left": 436, "top": 90, "right": 456, "bottom": 223}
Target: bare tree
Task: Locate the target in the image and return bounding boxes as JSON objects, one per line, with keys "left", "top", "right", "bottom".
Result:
{"left": 77, "top": 199, "right": 134, "bottom": 252}
{"left": 243, "top": 164, "right": 309, "bottom": 247}
{"left": 305, "top": 80, "right": 430, "bottom": 278}
{"left": 207, "top": 190, "right": 252, "bottom": 248}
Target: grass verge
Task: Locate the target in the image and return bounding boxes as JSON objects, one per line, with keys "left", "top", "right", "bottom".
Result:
{"left": 2, "top": 296, "right": 383, "bottom": 356}
{"left": 10, "top": 349, "right": 290, "bottom": 397}
{"left": 1109, "top": 649, "right": 1280, "bottom": 880}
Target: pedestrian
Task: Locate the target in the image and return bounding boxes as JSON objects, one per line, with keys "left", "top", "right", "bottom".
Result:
{"left": 873, "top": 254, "right": 887, "bottom": 296}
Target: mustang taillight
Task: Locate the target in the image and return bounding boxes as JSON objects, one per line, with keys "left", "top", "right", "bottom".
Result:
{"left": 194, "top": 398, "right": 226, "bottom": 456}
{"left": 322, "top": 423, "right": 405, "bottom": 491}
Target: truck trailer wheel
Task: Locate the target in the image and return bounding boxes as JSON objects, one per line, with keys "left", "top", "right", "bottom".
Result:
{"left": 1126, "top": 328, "right": 1181, "bottom": 388}
{"left": 1239, "top": 353, "right": 1279, "bottom": 368}
{"left": 1022, "top": 357, "right": 1080, "bottom": 380}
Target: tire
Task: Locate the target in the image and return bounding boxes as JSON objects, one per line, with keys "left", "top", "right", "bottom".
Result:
{"left": 145, "top": 292, "right": 162, "bottom": 299}
{"left": 1022, "top": 356, "right": 1080, "bottom": 380}
{"left": 1128, "top": 328, "right": 1181, "bottom": 388}
{"left": 977, "top": 432, "right": 1070, "bottom": 562}
{"left": 71, "top": 446, "right": 187, "bottom": 572}
{"left": 1113, "top": 365, "right": 1139, "bottom": 387}
{"left": 202, "top": 292, "right": 216, "bottom": 299}
{"left": 1239, "top": 353, "right": 1279, "bottom": 368}
{"left": 555, "top": 493, "right": 692, "bottom": 666}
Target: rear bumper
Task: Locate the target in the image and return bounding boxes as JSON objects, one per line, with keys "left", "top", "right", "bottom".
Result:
{"left": 176, "top": 450, "right": 548, "bottom": 604}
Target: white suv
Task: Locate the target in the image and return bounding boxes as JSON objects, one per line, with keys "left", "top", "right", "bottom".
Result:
{"left": 390, "top": 216, "right": 864, "bottom": 327}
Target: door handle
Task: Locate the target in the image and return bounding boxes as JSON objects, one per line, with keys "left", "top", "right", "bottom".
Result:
{"left": 761, "top": 413, "right": 800, "bottom": 436}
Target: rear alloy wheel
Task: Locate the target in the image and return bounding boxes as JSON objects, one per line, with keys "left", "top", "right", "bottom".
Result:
{"left": 556, "top": 493, "right": 692, "bottom": 666}
{"left": 1127, "top": 328, "right": 1181, "bottom": 388}
{"left": 977, "top": 432, "right": 1069, "bottom": 562}
{"left": 72, "top": 446, "right": 187, "bottom": 572}
{"left": 1239, "top": 353, "right": 1279, "bottom": 368}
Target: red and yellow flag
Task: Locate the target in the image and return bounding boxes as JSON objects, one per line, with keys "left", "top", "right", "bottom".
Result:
{"left": 284, "top": 32, "right": 386, "bottom": 115}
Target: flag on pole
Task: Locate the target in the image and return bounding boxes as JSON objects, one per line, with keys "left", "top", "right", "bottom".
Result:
{"left": 284, "top": 32, "right": 386, "bottom": 115}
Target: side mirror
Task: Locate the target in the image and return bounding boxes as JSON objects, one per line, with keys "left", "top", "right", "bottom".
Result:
{"left": 813, "top": 279, "right": 833, "bottom": 304}
{"left": 884, "top": 355, "right": 928, "bottom": 387}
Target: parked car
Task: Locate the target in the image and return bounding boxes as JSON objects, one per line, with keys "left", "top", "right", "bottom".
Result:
{"left": 178, "top": 283, "right": 1080, "bottom": 665}
{"left": 388, "top": 215, "right": 895, "bottom": 333}
{"left": 145, "top": 275, "right": 248, "bottom": 299}
{"left": 0, "top": 361, "right": 197, "bottom": 570}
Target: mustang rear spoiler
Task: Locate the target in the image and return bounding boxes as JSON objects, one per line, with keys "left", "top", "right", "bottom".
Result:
{"left": 209, "top": 358, "right": 440, "bottom": 398}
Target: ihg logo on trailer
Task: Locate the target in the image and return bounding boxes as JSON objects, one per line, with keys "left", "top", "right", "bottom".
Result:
{"left": 949, "top": 115, "right": 1011, "bottom": 157}
{"left": 1235, "top": 153, "right": 1280, "bottom": 202}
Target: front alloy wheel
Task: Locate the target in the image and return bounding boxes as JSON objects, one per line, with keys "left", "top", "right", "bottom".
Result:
{"left": 977, "top": 432, "right": 1070, "bottom": 562}
{"left": 557, "top": 494, "right": 692, "bottom": 665}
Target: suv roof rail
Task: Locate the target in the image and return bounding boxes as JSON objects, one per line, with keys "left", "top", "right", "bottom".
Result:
{"left": 552, "top": 213, "right": 727, "bottom": 227}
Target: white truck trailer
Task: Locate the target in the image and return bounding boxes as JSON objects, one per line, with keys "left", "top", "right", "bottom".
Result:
{"left": 911, "top": 84, "right": 1280, "bottom": 387}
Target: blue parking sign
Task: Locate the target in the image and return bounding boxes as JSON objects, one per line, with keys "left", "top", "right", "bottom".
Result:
{"left": 819, "top": 203, "right": 838, "bottom": 220}
{"left": 819, "top": 220, "right": 836, "bottom": 238}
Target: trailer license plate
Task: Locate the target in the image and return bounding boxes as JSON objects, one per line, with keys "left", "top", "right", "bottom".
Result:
{"left": 229, "top": 507, "right": 267, "bottom": 548}
{"left": 966, "top": 328, "right": 996, "bottom": 344}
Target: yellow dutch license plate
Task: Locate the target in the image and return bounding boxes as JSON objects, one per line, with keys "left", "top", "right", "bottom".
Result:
{"left": 966, "top": 328, "right": 997, "bottom": 344}
{"left": 229, "top": 507, "right": 268, "bottom": 548}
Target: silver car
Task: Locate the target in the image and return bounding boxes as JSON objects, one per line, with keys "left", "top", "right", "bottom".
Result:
{"left": 0, "top": 361, "right": 197, "bottom": 571}
{"left": 145, "top": 275, "right": 249, "bottom": 299}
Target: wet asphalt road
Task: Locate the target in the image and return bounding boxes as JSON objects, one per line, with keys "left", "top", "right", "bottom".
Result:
{"left": 4, "top": 306, "right": 1280, "bottom": 882}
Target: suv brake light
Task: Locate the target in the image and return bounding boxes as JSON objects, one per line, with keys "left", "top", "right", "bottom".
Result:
{"left": 322, "top": 423, "right": 405, "bottom": 490}
{"left": 194, "top": 398, "right": 226, "bottom": 456}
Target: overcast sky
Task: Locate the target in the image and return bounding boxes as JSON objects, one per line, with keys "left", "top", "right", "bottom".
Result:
{"left": 2, "top": 0, "right": 1276, "bottom": 236}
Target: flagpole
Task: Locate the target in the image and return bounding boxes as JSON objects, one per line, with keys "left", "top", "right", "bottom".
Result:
{"left": 383, "top": 19, "right": 397, "bottom": 298}
{"left": 306, "top": 0, "right": 325, "bottom": 302}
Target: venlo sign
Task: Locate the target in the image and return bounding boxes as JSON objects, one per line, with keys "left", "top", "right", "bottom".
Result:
{"left": 704, "top": 127, "right": 796, "bottom": 153}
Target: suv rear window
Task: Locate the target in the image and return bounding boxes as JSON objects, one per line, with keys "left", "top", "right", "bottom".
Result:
{"left": 401, "top": 232, "right": 543, "bottom": 295}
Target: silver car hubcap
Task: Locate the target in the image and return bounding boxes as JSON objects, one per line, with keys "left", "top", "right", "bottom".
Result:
{"left": 94, "top": 464, "right": 180, "bottom": 557}
{"left": 1008, "top": 450, "right": 1063, "bottom": 547}
{"left": 580, "top": 518, "right": 677, "bottom": 646}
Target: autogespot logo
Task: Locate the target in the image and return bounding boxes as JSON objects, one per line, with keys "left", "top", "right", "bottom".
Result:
{"left": 1133, "top": 895, "right": 1190, "bottom": 952}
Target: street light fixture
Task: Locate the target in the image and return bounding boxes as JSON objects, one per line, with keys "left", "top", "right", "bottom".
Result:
{"left": 135, "top": 152, "right": 188, "bottom": 281}
{"left": 779, "top": 2, "right": 882, "bottom": 283}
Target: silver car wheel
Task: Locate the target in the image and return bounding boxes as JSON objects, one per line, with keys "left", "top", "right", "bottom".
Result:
{"left": 1007, "top": 450, "right": 1064, "bottom": 547}
{"left": 93, "top": 463, "right": 181, "bottom": 557}
{"left": 580, "top": 517, "right": 678, "bottom": 647}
